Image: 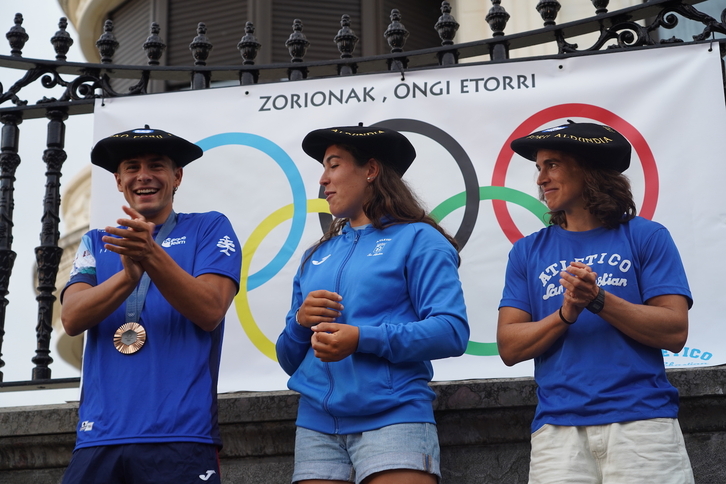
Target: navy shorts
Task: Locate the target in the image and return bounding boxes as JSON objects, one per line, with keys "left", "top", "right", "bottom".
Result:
{"left": 61, "top": 442, "right": 221, "bottom": 484}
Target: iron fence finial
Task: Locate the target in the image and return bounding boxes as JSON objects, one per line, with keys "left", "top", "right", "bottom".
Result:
{"left": 6, "top": 13, "right": 29, "bottom": 57}
{"left": 436, "top": 2, "right": 459, "bottom": 46}
{"left": 592, "top": 1, "right": 610, "bottom": 16}
{"left": 335, "top": 14, "right": 358, "bottom": 59}
{"left": 143, "top": 22, "right": 166, "bottom": 66}
{"left": 51, "top": 17, "right": 74, "bottom": 61}
{"left": 238, "top": 22, "right": 261, "bottom": 65}
{"left": 190, "top": 22, "right": 213, "bottom": 67}
{"left": 536, "top": 0, "right": 561, "bottom": 27}
{"left": 384, "top": 9, "right": 409, "bottom": 54}
{"left": 96, "top": 20, "right": 118, "bottom": 64}
{"left": 486, "top": 0, "right": 510, "bottom": 37}
{"left": 286, "top": 19, "right": 310, "bottom": 63}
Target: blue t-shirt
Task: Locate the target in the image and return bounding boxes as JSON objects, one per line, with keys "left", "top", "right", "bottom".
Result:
{"left": 64, "top": 211, "right": 241, "bottom": 449}
{"left": 499, "top": 216, "right": 692, "bottom": 432}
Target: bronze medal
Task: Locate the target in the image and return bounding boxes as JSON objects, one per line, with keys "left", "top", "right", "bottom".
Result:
{"left": 113, "top": 322, "right": 147, "bottom": 354}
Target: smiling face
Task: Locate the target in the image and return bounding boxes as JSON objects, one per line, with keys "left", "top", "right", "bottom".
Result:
{"left": 319, "top": 145, "right": 378, "bottom": 226}
{"left": 114, "top": 153, "right": 182, "bottom": 224}
{"left": 535, "top": 149, "right": 587, "bottom": 216}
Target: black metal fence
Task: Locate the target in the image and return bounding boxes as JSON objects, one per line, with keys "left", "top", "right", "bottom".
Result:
{"left": 0, "top": 0, "right": 724, "bottom": 391}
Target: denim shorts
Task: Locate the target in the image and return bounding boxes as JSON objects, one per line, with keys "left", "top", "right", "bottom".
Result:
{"left": 292, "top": 423, "right": 441, "bottom": 484}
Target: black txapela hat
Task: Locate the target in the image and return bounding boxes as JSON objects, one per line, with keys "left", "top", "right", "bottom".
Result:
{"left": 91, "top": 125, "right": 203, "bottom": 173}
{"left": 510, "top": 121, "right": 632, "bottom": 173}
{"left": 302, "top": 125, "right": 416, "bottom": 177}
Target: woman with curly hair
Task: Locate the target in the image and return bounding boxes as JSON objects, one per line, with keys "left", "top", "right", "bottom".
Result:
{"left": 498, "top": 121, "right": 694, "bottom": 484}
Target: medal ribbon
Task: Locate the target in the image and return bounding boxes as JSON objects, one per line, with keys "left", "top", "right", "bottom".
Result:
{"left": 125, "top": 210, "right": 178, "bottom": 324}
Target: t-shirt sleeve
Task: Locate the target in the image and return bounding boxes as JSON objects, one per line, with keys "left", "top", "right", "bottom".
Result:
{"left": 193, "top": 213, "right": 242, "bottom": 292}
{"left": 61, "top": 232, "right": 98, "bottom": 302}
{"left": 499, "top": 239, "right": 532, "bottom": 315}
{"left": 637, "top": 225, "right": 693, "bottom": 308}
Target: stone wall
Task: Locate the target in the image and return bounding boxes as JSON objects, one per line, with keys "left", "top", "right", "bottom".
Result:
{"left": 1, "top": 366, "right": 724, "bottom": 483}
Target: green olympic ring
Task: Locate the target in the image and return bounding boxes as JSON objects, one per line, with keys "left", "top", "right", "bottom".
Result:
{"left": 429, "top": 186, "right": 550, "bottom": 356}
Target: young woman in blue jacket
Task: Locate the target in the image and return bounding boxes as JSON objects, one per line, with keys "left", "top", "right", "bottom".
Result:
{"left": 276, "top": 125, "right": 470, "bottom": 484}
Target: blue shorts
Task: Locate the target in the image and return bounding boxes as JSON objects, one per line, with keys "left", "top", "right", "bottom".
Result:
{"left": 61, "top": 442, "right": 221, "bottom": 484}
{"left": 292, "top": 423, "right": 440, "bottom": 484}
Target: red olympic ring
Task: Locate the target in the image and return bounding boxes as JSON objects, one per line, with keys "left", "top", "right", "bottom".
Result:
{"left": 491, "top": 103, "right": 659, "bottom": 244}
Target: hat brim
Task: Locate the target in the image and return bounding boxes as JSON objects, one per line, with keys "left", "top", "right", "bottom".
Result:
{"left": 91, "top": 134, "right": 203, "bottom": 172}
{"left": 302, "top": 126, "right": 416, "bottom": 177}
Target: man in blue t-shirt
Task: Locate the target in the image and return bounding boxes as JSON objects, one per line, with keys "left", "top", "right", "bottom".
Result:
{"left": 60, "top": 126, "right": 241, "bottom": 484}
{"left": 498, "top": 122, "right": 694, "bottom": 484}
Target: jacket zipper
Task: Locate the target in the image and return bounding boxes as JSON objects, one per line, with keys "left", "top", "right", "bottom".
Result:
{"left": 322, "top": 229, "right": 361, "bottom": 434}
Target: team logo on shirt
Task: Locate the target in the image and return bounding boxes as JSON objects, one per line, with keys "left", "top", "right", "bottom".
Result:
{"left": 161, "top": 235, "right": 187, "bottom": 247}
{"left": 70, "top": 234, "right": 97, "bottom": 277}
{"left": 217, "top": 235, "right": 236, "bottom": 256}
{"left": 538, "top": 252, "right": 632, "bottom": 301}
{"left": 80, "top": 421, "right": 94, "bottom": 432}
{"left": 312, "top": 254, "right": 331, "bottom": 265}
{"left": 367, "top": 238, "right": 391, "bottom": 257}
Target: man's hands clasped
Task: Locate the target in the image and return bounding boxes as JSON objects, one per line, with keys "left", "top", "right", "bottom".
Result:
{"left": 101, "top": 206, "right": 157, "bottom": 283}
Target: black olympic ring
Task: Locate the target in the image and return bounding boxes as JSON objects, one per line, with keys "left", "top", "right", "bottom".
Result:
{"left": 316, "top": 118, "right": 480, "bottom": 251}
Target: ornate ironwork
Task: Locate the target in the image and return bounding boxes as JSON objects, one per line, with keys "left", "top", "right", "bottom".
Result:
{"left": 143, "top": 22, "right": 166, "bottom": 66}
{"left": 32, "top": 108, "right": 67, "bottom": 380}
{"left": 536, "top": 0, "right": 561, "bottom": 27}
{"left": 190, "top": 23, "right": 213, "bottom": 89}
{"left": 385, "top": 9, "right": 409, "bottom": 73}
{"left": 0, "top": 112, "right": 21, "bottom": 381}
{"left": 6, "top": 14, "right": 28, "bottom": 57}
{"left": 0, "top": 1, "right": 722, "bottom": 119}
{"left": 190, "top": 22, "right": 213, "bottom": 67}
{"left": 237, "top": 22, "right": 261, "bottom": 85}
{"left": 673, "top": 4, "right": 726, "bottom": 41}
{"left": 486, "top": 0, "right": 511, "bottom": 60}
{"left": 96, "top": 19, "right": 118, "bottom": 64}
{"left": 50, "top": 17, "right": 74, "bottom": 61}
{"left": 286, "top": 19, "right": 310, "bottom": 80}
{"left": 592, "top": 1, "right": 609, "bottom": 16}
{"left": 435, "top": 1, "right": 460, "bottom": 65}
{"left": 335, "top": 15, "right": 359, "bottom": 76}
{"left": 554, "top": 3, "right": 726, "bottom": 54}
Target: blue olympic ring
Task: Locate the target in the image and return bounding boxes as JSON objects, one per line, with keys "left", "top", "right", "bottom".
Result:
{"left": 196, "top": 133, "right": 307, "bottom": 291}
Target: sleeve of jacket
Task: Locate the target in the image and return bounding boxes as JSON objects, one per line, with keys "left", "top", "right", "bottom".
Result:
{"left": 276, "top": 265, "right": 314, "bottom": 375}
{"left": 356, "top": 227, "right": 470, "bottom": 363}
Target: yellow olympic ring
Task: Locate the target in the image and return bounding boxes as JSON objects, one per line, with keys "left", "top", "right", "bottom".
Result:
{"left": 235, "top": 198, "right": 331, "bottom": 360}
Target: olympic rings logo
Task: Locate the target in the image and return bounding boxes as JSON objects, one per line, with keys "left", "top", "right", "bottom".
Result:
{"left": 196, "top": 103, "right": 658, "bottom": 361}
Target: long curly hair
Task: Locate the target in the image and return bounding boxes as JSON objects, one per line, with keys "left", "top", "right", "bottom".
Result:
{"left": 303, "top": 143, "right": 459, "bottom": 267}
{"left": 545, "top": 156, "right": 636, "bottom": 229}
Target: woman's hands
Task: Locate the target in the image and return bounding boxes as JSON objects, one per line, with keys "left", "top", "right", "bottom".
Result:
{"left": 297, "top": 290, "right": 343, "bottom": 328}
{"left": 297, "top": 290, "right": 359, "bottom": 362}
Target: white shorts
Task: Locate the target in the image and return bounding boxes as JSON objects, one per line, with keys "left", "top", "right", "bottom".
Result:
{"left": 529, "top": 418, "right": 694, "bottom": 484}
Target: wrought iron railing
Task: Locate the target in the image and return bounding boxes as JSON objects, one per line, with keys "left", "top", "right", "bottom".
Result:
{"left": 0, "top": 0, "right": 724, "bottom": 390}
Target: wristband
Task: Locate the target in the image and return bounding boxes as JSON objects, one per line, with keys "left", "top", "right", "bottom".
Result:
{"left": 294, "top": 309, "right": 301, "bottom": 325}
{"left": 559, "top": 306, "right": 576, "bottom": 325}
{"left": 586, "top": 287, "right": 605, "bottom": 314}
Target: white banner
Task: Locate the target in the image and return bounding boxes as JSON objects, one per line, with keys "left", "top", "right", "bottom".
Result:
{"left": 90, "top": 43, "right": 726, "bottom": 392}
